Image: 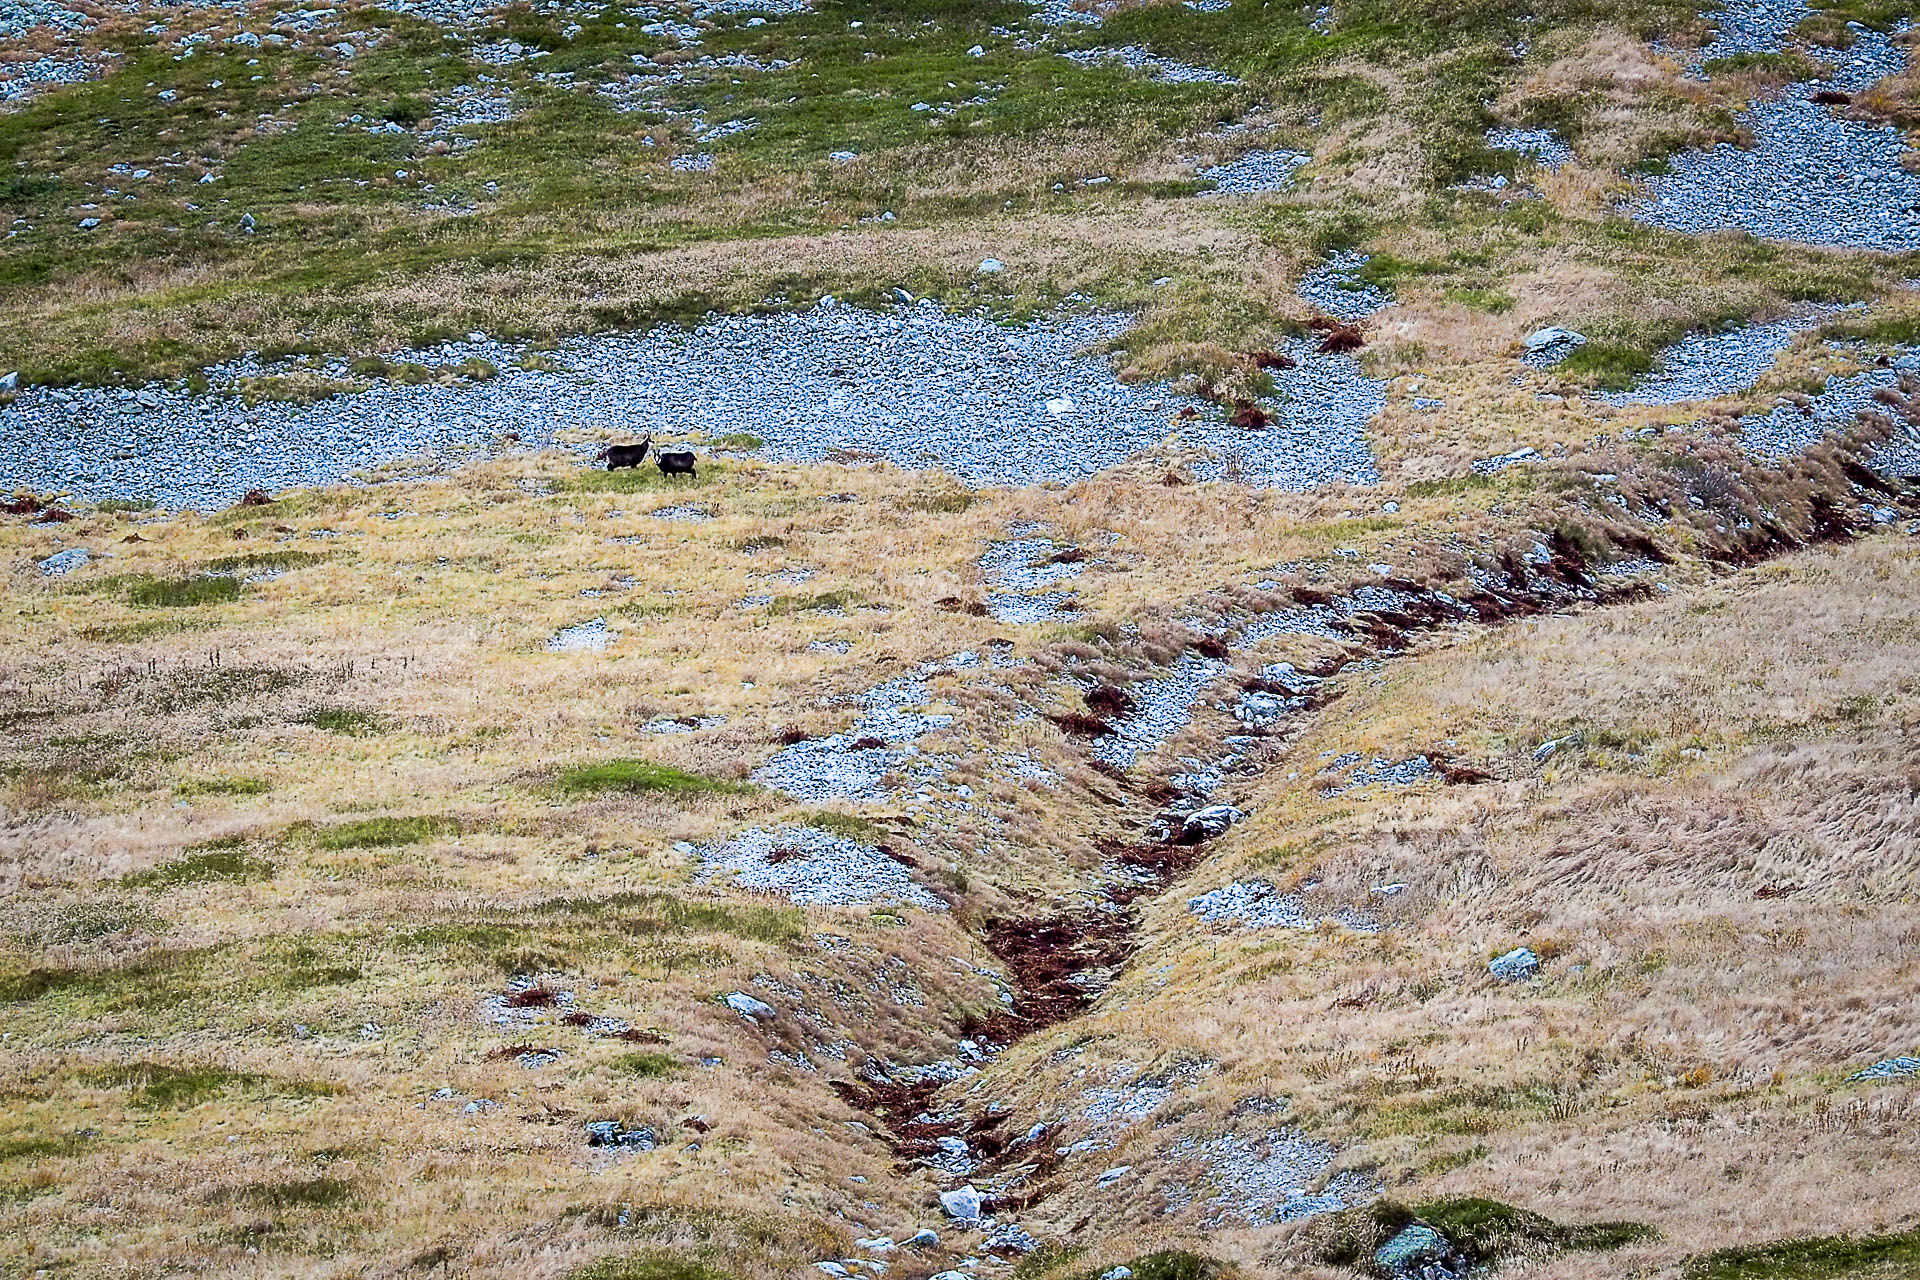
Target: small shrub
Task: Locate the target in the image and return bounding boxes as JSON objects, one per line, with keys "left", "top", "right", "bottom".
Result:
{"left": 553, "top": 760, "right": 752, "bottom": 798}
{"left": 128, "top": 575, "right": 240, "bottom": 607}
{"left": 616, "top": 1052, "right": 677, "bottom": 1078}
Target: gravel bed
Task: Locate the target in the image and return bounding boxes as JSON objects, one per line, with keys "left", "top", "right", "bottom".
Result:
{"left": 1190, "top": 336, "right": 1385, "bottom": 487}
{"left": 1, "top": 54, "right": 99, "bottom": 104}
{"left": 1295, "top": 251, "right": 1392, "bottom": 320}
{"left": 754, "top": 674, "right": 954, "bottom": 802}
{"left": 1322, "top": 753, "right": 1434, "bottom": 795}
{"left": 1091, "top": 652, "right": 1227, "bottom": 767}
{"left": 1060, "top": 45, "right": 1239, "bottom": 84}
{"left": 1849, "top": 1055, "right": 1920, "bottom": 1081}
{"left": 1161, "top": 1125, "right": 1377, "bottom": 1224}
{"left": 1486, "top": 126, "right": 1574, "bottom": 170}
{"left": 1632, "top": 7, "right": 1920, "bottom": 251}
{"left": 1600, "top": 306, "right": 1843, "bottom": 406}
{"left": 982, "top": 529, "right": 1083, "bottom": 623}
{"left": 696, "top": 825, "right": 946, "bottom": 909}
{"left": 1028, "top": 0, "right": 1102, "bottom": 25}
{"left": 546, "top": 617, "right": 613, "bottom": 651}
{"left": 1186, "top": 880, "right": 1378, "bottom": 932}
{"left": 0, "top": 299, "right": 1386, "bottom": 505}
{"left": 1738, "top": 357, "right": 1914, "bottom": 459}
{"left": 1195, "top": 147, "right": 1310, "bottom": 195}
{"left": 0, "top": 0, "right": 90, "bottom": 39}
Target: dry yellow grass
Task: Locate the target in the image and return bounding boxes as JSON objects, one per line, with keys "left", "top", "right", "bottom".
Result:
{"left": 1, "top": 431, "right": 1916, "bottom": 1278}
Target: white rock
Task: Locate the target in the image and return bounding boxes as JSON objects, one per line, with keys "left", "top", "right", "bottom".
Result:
{"left": 1096, "top": 1164, "right": 1132, "bottom": 1185}
{"left": 1524, "top": 325, "right": 1585, "bottom": 353}
{"left": 977, "top": 258, "right": 1004, "bottom": 275}
{"left": 816, "top": 1264, "right": 851, "bottom": 1278}
{"left": 939, "top": 1185, "right": 983, "bottom": 1219}
{"left": 723, "top": 992, "right": 776, "bottom": 1019}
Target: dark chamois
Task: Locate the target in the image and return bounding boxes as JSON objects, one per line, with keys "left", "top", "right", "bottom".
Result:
{"left": 656, "top": 449, "right": 696, "bottom": 477}
{"left": 597, "top": 436, "right": 652, "bottom": 470}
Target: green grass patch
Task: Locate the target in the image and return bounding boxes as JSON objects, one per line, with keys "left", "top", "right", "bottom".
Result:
{"left": 710, "top": 432, "right": 763, "bottom": 449}
{"left": 296, "top": 706, "right": 390, "bottom": 735}
{"left": 803, "top": 810, "right": 886, "bottom": 844}
{"left": 553, "top": 759, "right": 753, "bottom": 798}
{"left": 615, "top": 1052, "right": 678, "bottom": 1078}
{"left": 1057, "top": 1252, "right": 1222, "bottom": 1280}
{"left": 565, "top": 1251, "right": 738, "bottom": 1280}
{"left": 126, "top": 574, "right": 240, "bottom": 607}
{"left": 308, "top": 815, "right": 459, "bottom": 849}
{"left": 0, "top": 1131, "right": 92, "bottom": 1162}
{"left": 1683, "top": 1229, "right": 1920, "bottom": 1280}
{"left": 201, "top": 549, "right": 328, "bottom": 574}
{"left": 174, "top": 775, "right": 271, "bottom": 797}
{"left": 123, "top": 845, "right": 275, "bottom": 888}
{"left": 87, "top": 1062, "right": 262, "bottom": 1109}
{"left": 1416, "top": 1196, "right": 1654, "bottom": 1259}
{"left": 767, "top": 590, "right": 854, "bottom": 615}
{"left": 217, "top": 1175, "right": 356, "bottom": 1210}
{"left": 94, "top": 497, "right": 157, "bottom": 513}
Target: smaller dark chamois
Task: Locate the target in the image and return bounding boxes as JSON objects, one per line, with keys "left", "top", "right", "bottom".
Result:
{"left": 597, "top": 436, "right": 652, "bottom": 470}
{"left": 656, "top": 449, "right": 697, "bottom": 477}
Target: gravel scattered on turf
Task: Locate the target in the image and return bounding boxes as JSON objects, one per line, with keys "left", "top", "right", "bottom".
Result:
{"left": 982, "top": 526, "right": 1083, "bottom": 623}
{"left": 1162, "top": 1124, "right": 1378, "bottom": 1224}
{"left": 1091, "top": 652, "right": 1228, "bottom": 767}
{"left": 696, "top": 825, "right": 946, "bottom": 909}
{"left": 1486, "top": 126, "right": 1575, "bottom": 170}
{"left": 1195, "top": 147, "right": 1311, "bottom": 195}
{"left": 1296, "top": 251, "right": 1392, "bottom": 320}
{"left": 755, "top": 674, "right": 954, "bottom": 802}
{"left": 546, "top": 617, "right": 613, "bottom": 651}
{"left": 1600, "top": 306, "right": 1845, "bottom": 406}
{"left": 1321, "top": 753, "right": 1435, "bottom": 794}
{"left": 1186, "top": 880, "right": 1379, "bottom": 932}
{"left": 1632, "top": 4, "right": 1920, "bottom": 250}
{"left": 0, "top": 300, "right": 1383, "bottom": 506}
{"left": 1060, "top": 44, "right": 1239, "bottom": 84}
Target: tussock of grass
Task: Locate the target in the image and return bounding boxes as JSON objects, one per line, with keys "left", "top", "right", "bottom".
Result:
{"left": 553, "top": 760, "right": 752, "bottom": 797}
{"left": 615, "top": 1052, "right": 678, "bottom": 1078}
